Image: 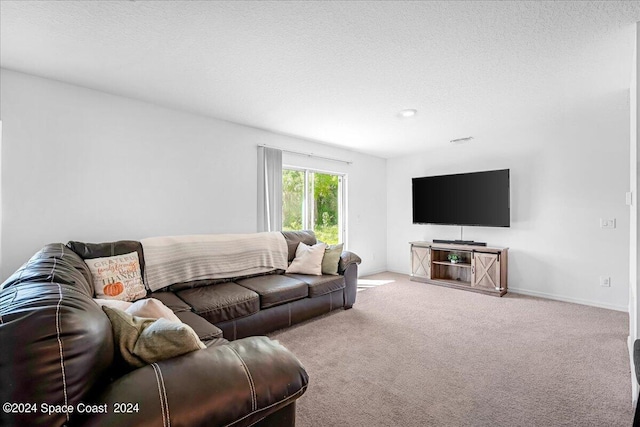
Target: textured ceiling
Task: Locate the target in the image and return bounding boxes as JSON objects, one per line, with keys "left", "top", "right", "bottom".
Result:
{"left": 1, "top": 1, "right": 640, "bottom": 158}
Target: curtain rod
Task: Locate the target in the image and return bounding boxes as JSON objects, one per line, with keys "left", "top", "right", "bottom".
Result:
{"left": 258, "top": 144, "right": 353, "bottom": 165}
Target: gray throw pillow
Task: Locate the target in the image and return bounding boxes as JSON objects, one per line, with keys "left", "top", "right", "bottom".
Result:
{"left": 322, "top": 243, "right": 344, "bottom": 275}
{"left": 103, "top": 306, "right": 205, "bottom": 369}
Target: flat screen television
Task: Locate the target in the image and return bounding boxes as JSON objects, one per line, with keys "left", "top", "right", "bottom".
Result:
{"left": 412, "top": 169, "right": 510, "bottom": 227}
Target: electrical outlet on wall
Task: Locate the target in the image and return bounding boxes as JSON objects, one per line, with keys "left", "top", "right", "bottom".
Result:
{"left": 600, "top": 218, "right": 616, "bottom": 229}
{"left": 600, "top": 276, "right": 611, "bottom": 287}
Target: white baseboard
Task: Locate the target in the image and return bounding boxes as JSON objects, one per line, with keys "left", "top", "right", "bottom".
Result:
{"left": 359, "top": 268, "right": 390, "bottom": 277}
{"left": 383, "top": 270, "right": 628, "bottom": 312}
{"left": 508, "top": 288, "right": 627, "bottom": 312}
{"left": 386, "top": 268, "right": 408, "bottom": 275}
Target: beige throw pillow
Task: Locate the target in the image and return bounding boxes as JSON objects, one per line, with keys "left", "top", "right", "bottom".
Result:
{"left": 94, "top": 298, "right": 134, "bottom": 311}
{"left": 125, "top": 298, "right": 182, "bottom": 323}
{"left": 102, "top": 306, "right": 205, "bottom": 369}
{"left": 86, "top": 252, "right": 146, "bottom": 302}
{"left": 286, "top": 242, "right": 327, "bottom": 275}
{"left": 322, "top": 243, "right": 344, "bottom": 275}
{"left": 95, "top": 298, "right": 181, "bottom": 322}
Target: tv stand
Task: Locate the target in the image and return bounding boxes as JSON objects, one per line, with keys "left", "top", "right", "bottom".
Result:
{"left": 409, "top": 241, "right": 508, "bottom": 296}
{"left": 433, "top": 239, "right": 487, "bottom": 247}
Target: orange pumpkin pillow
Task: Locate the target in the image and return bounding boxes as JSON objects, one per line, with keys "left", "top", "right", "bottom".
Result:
{"left": 85, "top": 252, "right": 146, "bottom": 302}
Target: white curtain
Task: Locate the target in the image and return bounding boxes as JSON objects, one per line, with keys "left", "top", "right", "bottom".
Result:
{"left": 257, "top": 146, "right": 283, "bottom": 232}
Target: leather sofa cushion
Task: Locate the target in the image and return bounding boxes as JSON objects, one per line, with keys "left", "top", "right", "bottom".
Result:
{"left": 168, "top": 277, "right": 231, "bottom": 292}
{"left": 286, "top": 274, "right": 345, "bottom": 297}
{"left": 175, "top": 311, "right": 225, "bottom": 342}
{"left": 149, "top": 291, "right": 193, "bottom": 312}
{"left": 177, "top": 283, "right": 259, "bottom": 324}
{"left": 235, "top": 275, "right": 308, "bottom": 309}
{"left": 281, "top": 230, "right": 316, "bottom": 261}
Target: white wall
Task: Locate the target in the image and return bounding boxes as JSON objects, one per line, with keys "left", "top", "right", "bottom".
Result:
{"left": 630, "top": 21, "right": 640, "bottom": 401}
{"left": 387, "top": 91, "right": 631, "bottom": 311}
{"left": 0, "top": 69, "right": 387, "bottom": 280}
{"left": 0, "top": 120, "right": 3, "bottom": 275}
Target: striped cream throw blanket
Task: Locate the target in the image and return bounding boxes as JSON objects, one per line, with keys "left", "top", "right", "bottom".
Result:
{"left": 141, "top": 232, "right": 289, "bottom": 292}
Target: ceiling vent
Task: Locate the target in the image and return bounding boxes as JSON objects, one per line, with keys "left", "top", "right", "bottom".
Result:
{"left": 449, "top": 136, "right": 473, "bottom": 144}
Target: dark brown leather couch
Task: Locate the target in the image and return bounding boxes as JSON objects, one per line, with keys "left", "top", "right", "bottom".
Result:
{"left": 175, "top": 230, "right": 362, "bottom": 340}
{"left": 0, "top": 230, "right": 360, "bottom": 427}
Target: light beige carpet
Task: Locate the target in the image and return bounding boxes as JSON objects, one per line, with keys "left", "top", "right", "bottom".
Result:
{"left": 269, "top": 272, "right": 633, "bottom": 426}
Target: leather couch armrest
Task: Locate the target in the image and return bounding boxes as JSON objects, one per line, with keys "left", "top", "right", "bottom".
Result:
{"left": 80, "top": 336, "right": 308, "bottom": 427}
{"left": 338, "top": 251, "right": 361, "bottom": 275}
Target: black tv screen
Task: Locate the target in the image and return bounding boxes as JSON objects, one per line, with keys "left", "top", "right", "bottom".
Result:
{"left": 412, "top": 169, "right": 510, "bottom": 227}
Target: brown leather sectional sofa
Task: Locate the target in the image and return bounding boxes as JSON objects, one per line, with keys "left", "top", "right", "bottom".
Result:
{"left": 0, "top": 230, "right": 361, "bottom": 427}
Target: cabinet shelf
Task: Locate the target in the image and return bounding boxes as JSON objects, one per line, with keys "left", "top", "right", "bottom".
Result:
{"left": 431, "top": 261, "right": 471, "bottom": 268}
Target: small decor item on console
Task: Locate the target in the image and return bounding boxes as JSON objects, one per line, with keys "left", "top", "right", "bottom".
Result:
{"left": 447, "top": 253, "right": 461, "bottom": 264}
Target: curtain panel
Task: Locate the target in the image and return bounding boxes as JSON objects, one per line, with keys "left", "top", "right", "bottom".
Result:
{"left": 257, "top": 146, "right": 283, "bottom": 232}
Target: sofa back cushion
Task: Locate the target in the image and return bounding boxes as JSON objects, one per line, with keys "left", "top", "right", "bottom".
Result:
{"left": 281, "top": 230, "right": 317, "bottom": 262}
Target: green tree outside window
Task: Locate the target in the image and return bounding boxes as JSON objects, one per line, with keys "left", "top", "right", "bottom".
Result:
{"left": 282, "top": 169, "right": 341, "bottom": 245}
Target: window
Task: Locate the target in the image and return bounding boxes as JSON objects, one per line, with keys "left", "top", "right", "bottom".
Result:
{"left": 282, "top": 167, "right": 345, "bottom": 245}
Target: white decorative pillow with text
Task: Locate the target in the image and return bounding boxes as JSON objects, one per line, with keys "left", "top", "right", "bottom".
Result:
{"left": 86, "top": 251, "right": 146, "bottom": 302}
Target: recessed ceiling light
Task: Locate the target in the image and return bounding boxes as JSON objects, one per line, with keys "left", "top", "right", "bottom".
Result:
{"left": 399, "top": 109, "right": 417, "bottom": 118}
